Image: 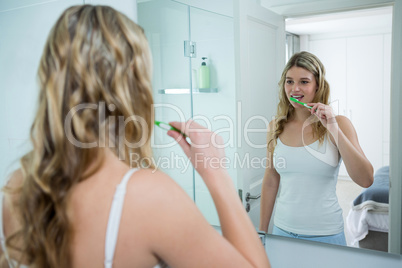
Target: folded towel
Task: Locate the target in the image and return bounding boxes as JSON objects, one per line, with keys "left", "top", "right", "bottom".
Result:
{"left": 351, "top": 200, "right": 389, "bottom": 212}
{"left": 346, "top": 207, "right": 389, "bottom": 246}
{"left": 346, "top": 166, "right": 390, "bottom": 247}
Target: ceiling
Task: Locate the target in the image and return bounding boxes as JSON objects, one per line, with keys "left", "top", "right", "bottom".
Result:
{"left": 285, "top": 6, "right": 393, "bottom": 36}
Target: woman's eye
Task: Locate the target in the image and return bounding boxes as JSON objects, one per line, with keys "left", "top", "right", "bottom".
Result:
{"left": 301, "top": 81, "right": 309, "bottom": 84}
{"left": 286, "top": 80, "right": 293, "bottom": 84}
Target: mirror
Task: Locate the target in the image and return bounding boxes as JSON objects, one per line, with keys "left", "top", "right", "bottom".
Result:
{"left": 261, "top": 6, "right": 392, "bottom": 251}
{"left": 137, "top": 1, "right": 396, "bottom": 253}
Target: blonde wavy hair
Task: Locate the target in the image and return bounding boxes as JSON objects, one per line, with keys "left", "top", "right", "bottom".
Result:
{"left": 3, "top": 5, "right": 154, "bottom": 267}
{"left": 268, "top": 51, "right": 330, "bottom": 152}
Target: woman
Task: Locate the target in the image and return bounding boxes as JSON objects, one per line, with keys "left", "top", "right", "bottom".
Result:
{"left": 0, "top": 5, "right": 270, "bottom": 268}
{"left": 259, "top": 51, "right": 373, "bottom": 246}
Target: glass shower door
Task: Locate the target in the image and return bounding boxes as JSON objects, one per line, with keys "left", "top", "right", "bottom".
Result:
{"left": 138, "top": 1, "right": 237, "bottom": 227}
{"left": 190, "top": 6, "right": 236, "bottom": 226}
{"left": 138, "top": 0, "right": 195, "bottom": 199}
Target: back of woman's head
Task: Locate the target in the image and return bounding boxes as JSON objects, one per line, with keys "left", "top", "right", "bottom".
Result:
{"left": 38, "top": 4, "right": 154, "bottom": 162}
{"left": 6, "top": 5, "right": 154, "bottom": 267}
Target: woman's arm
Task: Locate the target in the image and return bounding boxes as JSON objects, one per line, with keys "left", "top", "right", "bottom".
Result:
{"left": 146, "top": 120, "right": 270, "bottom": 268}
{"left": 309, "top": 103, "right": 374, "bottom": 187}
{"left": 132, "top": 170, "right": 268, "bottom": 268}
{"left": 259, "top": 121, "right": 280, "bottom": 233}
{"left": 333, "top": 115, "right": 374, "bottom": 187}
{"left": 259, "top": 168, "right": 280, "bottom": 233}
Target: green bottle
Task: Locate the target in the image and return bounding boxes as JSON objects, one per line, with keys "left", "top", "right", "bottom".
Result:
{"left": 198, "top": 57, "right": 210, "bottom": 89}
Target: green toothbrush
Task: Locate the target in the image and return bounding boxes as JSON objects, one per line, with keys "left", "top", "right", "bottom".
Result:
{"left": 290, "top": 97, "right": 312, "bottom": 109}
{"left": 154, "top": 120, "right": 187, "bottom": 137}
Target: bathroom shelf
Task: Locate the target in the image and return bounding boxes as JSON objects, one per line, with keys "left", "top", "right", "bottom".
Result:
{"left": 158, "top": 88, "right": 218, "bottom": 94}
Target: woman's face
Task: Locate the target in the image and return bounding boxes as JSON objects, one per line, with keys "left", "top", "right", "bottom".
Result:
{"left": 284, "top": 66, "right": 318, "bottom": 109}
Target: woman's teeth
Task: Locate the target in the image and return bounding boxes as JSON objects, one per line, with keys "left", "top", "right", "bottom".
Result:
{"left": 292, "top": 95, "right": 304, "bottom": 100}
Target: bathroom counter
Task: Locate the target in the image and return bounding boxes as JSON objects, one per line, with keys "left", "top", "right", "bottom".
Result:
{"left": 211, "top": 225, "right": 402, "bottom": 268}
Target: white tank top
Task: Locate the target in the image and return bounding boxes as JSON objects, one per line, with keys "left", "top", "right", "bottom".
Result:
{"left": 0, "top": 168, "right": 165, "bottom": 268}
{"left": 273, "top": 135, "right": 344, "bottom": 236}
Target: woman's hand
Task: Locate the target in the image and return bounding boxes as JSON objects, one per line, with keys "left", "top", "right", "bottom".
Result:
{"left": 167, "top": 120, "right": 228, "bottom": 179}
{"left": 308, "top": 102, "right": 338, "bottom": 134}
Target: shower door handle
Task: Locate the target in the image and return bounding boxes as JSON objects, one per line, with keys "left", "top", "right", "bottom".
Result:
{"left": 246, "top": 192, "right": 261, "bottom": 202}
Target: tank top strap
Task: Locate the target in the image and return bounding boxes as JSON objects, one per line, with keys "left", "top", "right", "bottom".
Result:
{"left": 104, "top": 168, "right": 140, "bottom": 268}
{"left": 276, "top": 137, "right": 283, "bottom": 145}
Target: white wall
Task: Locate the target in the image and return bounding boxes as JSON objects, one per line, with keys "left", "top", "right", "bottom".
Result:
{"left": 0, "top": 0, "right": 79, "bottom": 184}
{"left": 174, "top": 0, "right": 234, "bottom": 17}
{"left": 0, "top": 0, "right": 137, "bottom": 185}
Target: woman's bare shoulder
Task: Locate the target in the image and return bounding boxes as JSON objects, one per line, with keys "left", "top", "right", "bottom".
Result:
{"left": 2, "top": 169, "right": 24, "bottom": 249}
{"left": 128, "top": 169, "right": 184, "bottom": 194}
{"left": 335, "top": 115, "right": 356, "bottom": 135}
{"left": 125, "top": 168, "right": 194, "bottom": 215}
{"left": 3, "top": 169, "right": 24, "bottom": 190}
{"left": 2, "top": 169, "right": 24, "bottom": 211}
{"left": 335, "top": 115, "right": 351, "bottom": 124}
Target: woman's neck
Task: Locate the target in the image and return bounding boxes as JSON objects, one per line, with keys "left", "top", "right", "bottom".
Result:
{"left": 290, "top": 108, "right": 312, "bottom": 123}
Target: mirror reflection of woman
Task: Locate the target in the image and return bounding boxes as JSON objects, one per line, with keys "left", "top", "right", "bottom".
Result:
{"left": 259, "top": 51, "right": 374, "bottom": 246}
{"left": 0, "top": 5, "right": 270, "bottom": 268}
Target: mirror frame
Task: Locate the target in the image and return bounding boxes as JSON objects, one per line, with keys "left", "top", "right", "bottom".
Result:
{"left": 262, "top": 0, "right": 402, "bottom": 255}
